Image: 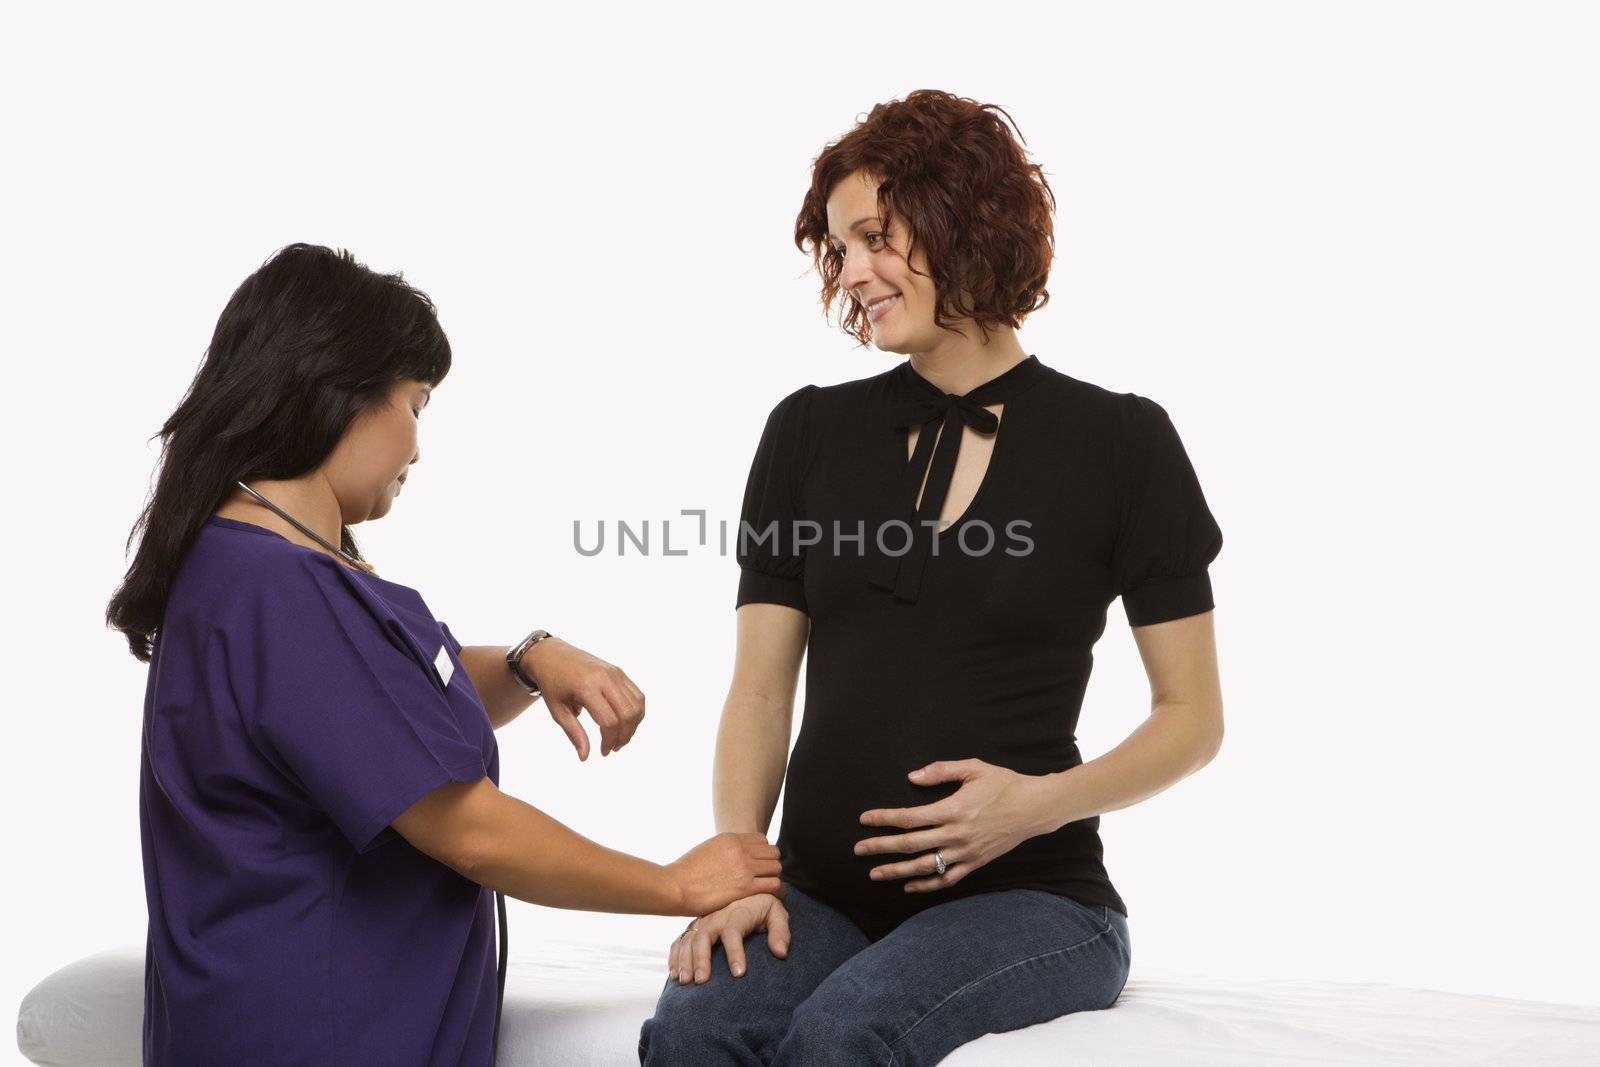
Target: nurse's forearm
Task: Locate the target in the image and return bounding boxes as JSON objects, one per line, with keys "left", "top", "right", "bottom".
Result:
{"left": 466, "top": 789, "right": 685, "bottom": 914}
{"left": 458, "top": 645, "right": 539, "bottom": 730}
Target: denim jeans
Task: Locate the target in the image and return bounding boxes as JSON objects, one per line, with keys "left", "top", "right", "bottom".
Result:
{"left": 638, "top": 881, "right": 1131, "bottom": 1066}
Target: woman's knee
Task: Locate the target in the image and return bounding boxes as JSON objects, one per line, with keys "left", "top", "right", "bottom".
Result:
{"left": 638, "top": 979, "right": 747, "bottom": 1063}
{"left": 774, "top": 980, "right": 896, "bottom": 1066}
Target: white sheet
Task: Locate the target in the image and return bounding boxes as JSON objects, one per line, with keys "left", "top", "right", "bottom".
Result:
{"left": 18, "top": 941, "right": 1600, "bottom": 1065}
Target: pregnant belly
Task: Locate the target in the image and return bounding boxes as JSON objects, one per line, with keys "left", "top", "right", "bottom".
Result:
{"left": 773, "top": 681, "right": 1090, "bottom": 911}
{"left": 775, "top": 727, "right": 964, "bottom": 917}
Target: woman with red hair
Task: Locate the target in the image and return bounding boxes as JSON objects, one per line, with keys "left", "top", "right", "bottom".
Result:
{"left": 641, "top": 89, "right": 1226, "bottom": 1065}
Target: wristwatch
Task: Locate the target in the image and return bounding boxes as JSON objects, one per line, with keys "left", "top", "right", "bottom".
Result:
{"left": 506, "top": 628, "right": 553, "bottom": 700}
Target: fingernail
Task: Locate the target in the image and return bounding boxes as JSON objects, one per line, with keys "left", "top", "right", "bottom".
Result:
{"left": 732, "top": 965, "right": 744, "bottom": 976}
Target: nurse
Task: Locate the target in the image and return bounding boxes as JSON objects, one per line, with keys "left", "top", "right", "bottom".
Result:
{"left": 107, "top": 243, "right": 783, "bottom": 1066}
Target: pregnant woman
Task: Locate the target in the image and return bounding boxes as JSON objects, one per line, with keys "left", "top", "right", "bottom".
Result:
{"left": 109, "top": 244, "right": 782, "bottom": 1066}
{"left": 639, "top": 90, "right": 1226, "bottom": 1064}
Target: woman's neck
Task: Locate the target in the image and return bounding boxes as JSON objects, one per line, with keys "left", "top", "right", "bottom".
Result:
{"left": 217, "top": 477, "right": 348, "bottom": 558}
{"left": 906, "top": 328, "right": 1030, "bottom": 395}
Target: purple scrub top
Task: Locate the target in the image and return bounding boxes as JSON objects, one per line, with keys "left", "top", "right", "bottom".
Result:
{"left": 139, "top": 515, "right": 500, "bottom": 1065}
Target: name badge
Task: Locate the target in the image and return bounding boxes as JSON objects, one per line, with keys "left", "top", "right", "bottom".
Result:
{"left": 434, "top": 644, "right": 455, "bottom": 687}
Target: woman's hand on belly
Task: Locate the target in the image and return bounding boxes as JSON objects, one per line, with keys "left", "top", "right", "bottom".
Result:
{"left": 852, "top": 758, "right": 1055, "bottom": 893}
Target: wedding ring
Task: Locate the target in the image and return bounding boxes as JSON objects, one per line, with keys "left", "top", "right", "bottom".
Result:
{"left": 932, "top": 851, "right": 947, "bottom": 876}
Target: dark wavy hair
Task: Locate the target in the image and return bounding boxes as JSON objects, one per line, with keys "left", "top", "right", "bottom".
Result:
{"left": 794, "top": 88, "right": 1057, "bottom": 346}
{"left": 106, "top": 243, "right": 451, "bottom": 662}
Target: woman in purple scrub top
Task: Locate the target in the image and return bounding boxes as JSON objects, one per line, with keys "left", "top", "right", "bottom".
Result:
{"left": 107, "top": 244, "right": 784, "bottom": 1067}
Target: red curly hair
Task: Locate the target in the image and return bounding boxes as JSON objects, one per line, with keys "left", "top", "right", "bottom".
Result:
{"left": 794, "top": 89, "right": 1057, "bottom": 347}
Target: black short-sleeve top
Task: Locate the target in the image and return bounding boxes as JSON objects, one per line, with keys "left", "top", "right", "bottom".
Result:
{"left": 735, "top": 354, "right": 1222, "bottom": 939}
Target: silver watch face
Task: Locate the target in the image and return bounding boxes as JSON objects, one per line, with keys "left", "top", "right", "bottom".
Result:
{"left": 514, "top": 629, "right": 548, "bottom": 655}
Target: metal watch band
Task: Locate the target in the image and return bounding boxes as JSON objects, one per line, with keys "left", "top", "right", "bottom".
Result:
{"left": 507, "top": 628, "right": 552, "bottom": 698}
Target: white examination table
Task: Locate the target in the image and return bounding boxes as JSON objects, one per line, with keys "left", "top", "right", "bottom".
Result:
{"left": 17, "top": 940, "right": 1600, "bottom": 1064}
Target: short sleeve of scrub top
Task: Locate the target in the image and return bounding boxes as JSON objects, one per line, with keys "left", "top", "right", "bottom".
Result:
{"left": 140, "top": 515, "right": 500, "bottom": 1066}
{"left": 239, "top": 541, "right": 489, "bottom": 853}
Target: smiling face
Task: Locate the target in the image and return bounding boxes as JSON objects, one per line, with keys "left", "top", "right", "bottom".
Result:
{"left": 825, "top": 169, "right": 945, "bottom": 355}
{"left": 324, "top": 378, "right": 430, "bottom": 522}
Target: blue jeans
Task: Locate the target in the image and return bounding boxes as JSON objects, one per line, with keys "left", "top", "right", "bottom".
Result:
{"left": 638, "top": 881, "right": 1131, "bottom": 1066}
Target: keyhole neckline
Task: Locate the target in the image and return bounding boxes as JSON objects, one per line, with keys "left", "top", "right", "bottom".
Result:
{"left": 905, "top": 403, "right": 1005, "bottom": 536}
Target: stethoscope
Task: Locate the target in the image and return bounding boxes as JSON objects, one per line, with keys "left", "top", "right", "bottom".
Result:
{"left": 234, "top": 481, "right": 510, "bottom": 1062}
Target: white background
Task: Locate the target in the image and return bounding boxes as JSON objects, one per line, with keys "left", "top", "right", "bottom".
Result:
{"left": 5, "top": 1, "right": 1598, "bottom": 1057}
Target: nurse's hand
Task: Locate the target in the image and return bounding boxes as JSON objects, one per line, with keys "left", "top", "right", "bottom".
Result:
{"left": 667, "top": 893, "right": 789, "bottom": 985}
{"left": 522, "top": 636, "right": 646, "bottom": 760}
{"left": 666, "top": 832, "right": 786, "bottom": 918}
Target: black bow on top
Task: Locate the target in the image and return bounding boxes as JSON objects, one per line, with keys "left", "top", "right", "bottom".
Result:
{"left": 866, "top": 355, "right": 1046, "bottom": 603}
